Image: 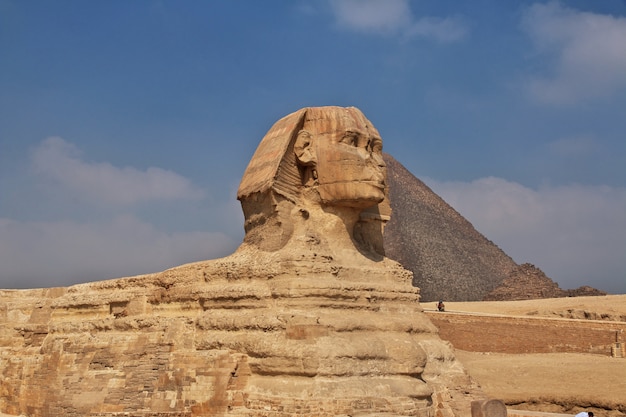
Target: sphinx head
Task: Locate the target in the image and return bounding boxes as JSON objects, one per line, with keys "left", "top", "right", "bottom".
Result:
{"left": 293, "top": 107, "right": 386, "bottom": 208}
{"left": 237, "top": 106, "right": 389, "bottom": 253}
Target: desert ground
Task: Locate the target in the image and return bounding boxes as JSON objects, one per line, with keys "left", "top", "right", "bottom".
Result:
{"left": 438, "top": 295, "right": 626, "bottom": 417}
{"left": 438, "top": 295, "right": 626, "bottom": 318}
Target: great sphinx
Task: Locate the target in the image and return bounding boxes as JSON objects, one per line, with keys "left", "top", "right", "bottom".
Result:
{"left": 0, "top": 106, "right": 482, "bottom": 417}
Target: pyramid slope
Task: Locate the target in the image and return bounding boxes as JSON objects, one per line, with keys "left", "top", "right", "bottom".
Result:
{"left": 383, "top": 154, "right": 517, "bottom": 302}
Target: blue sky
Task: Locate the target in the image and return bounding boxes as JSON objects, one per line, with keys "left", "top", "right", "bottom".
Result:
{"left": 1, "top": 0, "right": 625, "bottom": 294}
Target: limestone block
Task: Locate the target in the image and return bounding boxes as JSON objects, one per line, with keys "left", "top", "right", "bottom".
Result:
{"left": 472, "top": 399, "right": 508, "bottom": 417}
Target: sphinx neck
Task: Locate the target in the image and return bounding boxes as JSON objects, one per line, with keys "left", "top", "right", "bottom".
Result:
{"left": 287, "top": 202, "right": 374, "bottom": 265}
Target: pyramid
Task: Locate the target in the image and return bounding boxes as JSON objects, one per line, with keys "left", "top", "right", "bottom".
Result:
{"left": 383, "top": 154, "right": 517, "bottom": 302}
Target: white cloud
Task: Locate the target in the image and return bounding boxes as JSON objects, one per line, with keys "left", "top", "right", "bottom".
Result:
{"left": 329, "top": 0, "right": 411, "bottom": 32}
{"left": 328, "top": 0, "right": 467, "bottom": 42}
{"left": 521, "top": 1, "right": 626, "bottom": 104}
{"left": 0, "top": 215, "right": 239, "bottom": 289}
{"left": 404, "top": 16, "right": 468, "bottom": 43}
{"left": 31, "top": 137, "right": 204, "bottom": 206}
{"left": 425, "top": 176, "right": 626, "bottom": 294}
{"left": 0, "top": 136, "right": 245, "bottom": 290}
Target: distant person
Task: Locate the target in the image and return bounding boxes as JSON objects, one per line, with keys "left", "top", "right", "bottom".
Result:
{"left": 575, "top": 412, "right": 594, "bottom": 417}
{"left": 437, "top": 300, "right": 445, "bottom": 312}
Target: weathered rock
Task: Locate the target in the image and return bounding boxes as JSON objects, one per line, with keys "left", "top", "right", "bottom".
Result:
{"left": 563, "top": 285, "right": 607, "bottom": 298}
{"left": 0, "top": 106, "right": 484, "bottom": 417}
{"left": 482, "top": 263, "right": 563, "bottom": 301}
{"left": 482, "top": 263, "right": 606, "bottom": 301}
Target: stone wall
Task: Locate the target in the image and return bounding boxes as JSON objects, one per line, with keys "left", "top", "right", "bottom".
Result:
{"left": 427, "top": 312, "right": 626, "bottom": 356}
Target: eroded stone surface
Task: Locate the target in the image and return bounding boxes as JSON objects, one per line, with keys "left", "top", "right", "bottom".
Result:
{"left": 0, "top": 106, "right": 483, "bottom": 417}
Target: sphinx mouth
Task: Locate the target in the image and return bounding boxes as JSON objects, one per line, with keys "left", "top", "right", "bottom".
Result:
{"left": 329, "top": 180, "right": 385, "bottom": 190}
{"left": 365, "top": 179, "right": 386, "bottom": 189}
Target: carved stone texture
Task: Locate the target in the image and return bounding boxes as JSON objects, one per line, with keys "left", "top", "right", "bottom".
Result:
{"left": 0, "top": 106, "right": 484, "bottom": 417}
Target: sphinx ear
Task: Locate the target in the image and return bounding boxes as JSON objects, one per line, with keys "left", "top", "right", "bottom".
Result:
{"left": 294, "top": 130, "right": 316, "bottom": 167}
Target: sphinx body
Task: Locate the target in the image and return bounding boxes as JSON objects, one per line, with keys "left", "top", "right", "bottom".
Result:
{"left": 0, "top": 107, "right": 483, "bottom": 417}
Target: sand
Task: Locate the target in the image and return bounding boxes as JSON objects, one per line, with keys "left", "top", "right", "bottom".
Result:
{"left": 443, "top": 295, "right": 626, "bottom": 416}
{"left": 440, "top": 294, "right": 626, "bottom": 317}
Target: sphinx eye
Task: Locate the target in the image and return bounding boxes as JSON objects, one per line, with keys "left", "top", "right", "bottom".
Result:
{"left": 369, "top": 137, "right": 382, "bottom": 153}
{"left": 340, "top": 132, "right": 358, "bottom": 147}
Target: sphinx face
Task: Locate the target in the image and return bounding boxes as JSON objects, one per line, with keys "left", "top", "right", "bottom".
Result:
{"left": 308, "top": 108, "right": 386, "bottom": 209}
